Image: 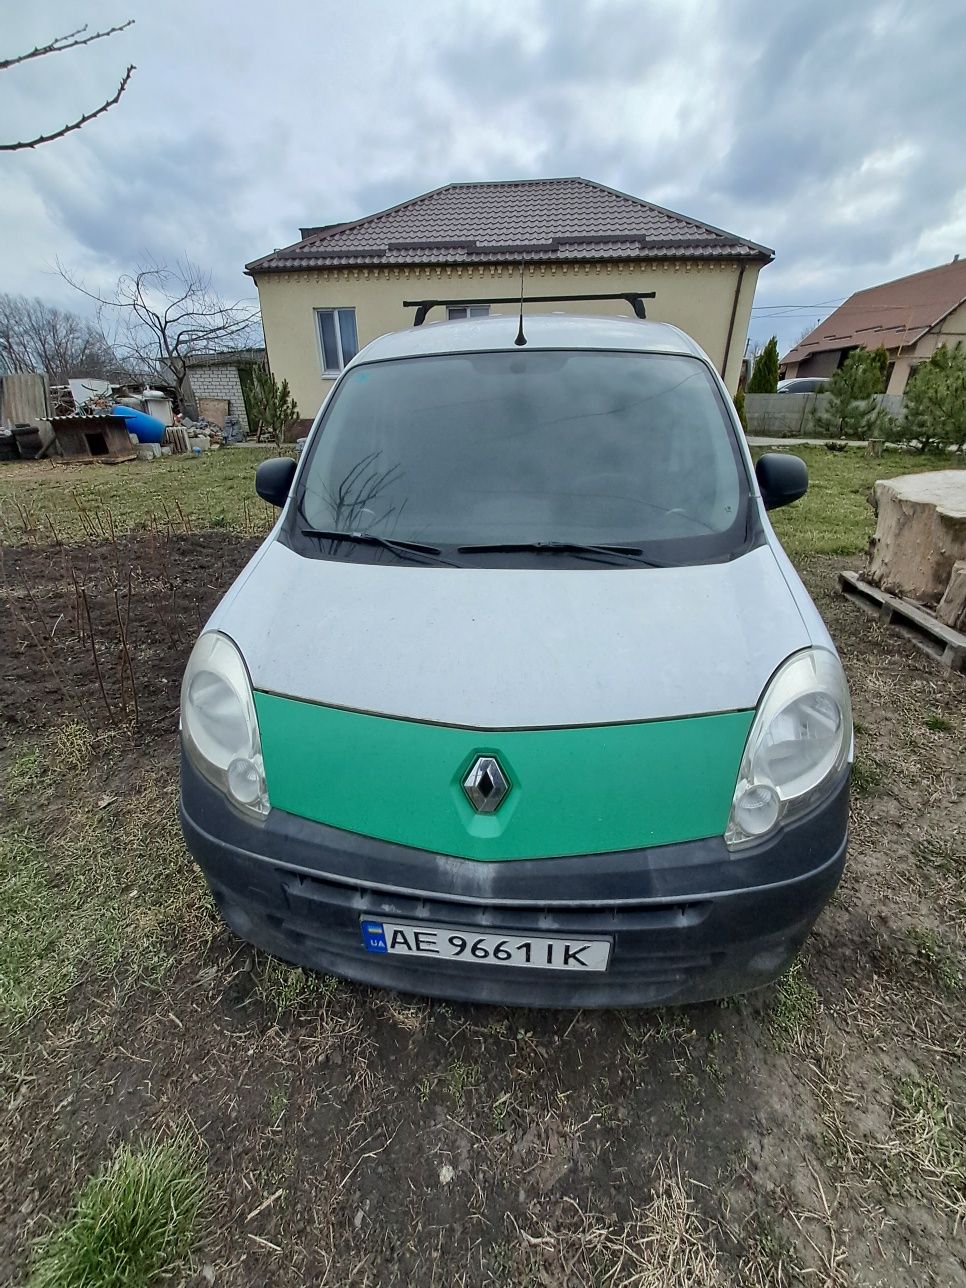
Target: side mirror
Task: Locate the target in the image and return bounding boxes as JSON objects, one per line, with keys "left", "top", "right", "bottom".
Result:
{"left": 755, "top": 452, "right": 808, "bottom": 510}
{"left": 255, "top": 456, "right": 297, "bottom": 507}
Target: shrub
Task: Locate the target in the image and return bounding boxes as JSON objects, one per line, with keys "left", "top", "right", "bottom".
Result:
{"left": 733, "top": 387, "right": 748, "bottom": 431}
{"left": 248, "top": 365, "right": 299, "bottom": 445}
{"left": 896, "top": 344, "right": 966, "bottom": 453}
{"left": 870, "top": 344, "right": 890, "bottom": 391}
{"left": 748, "top": 337, "right": 779, "bottom": 393}
{"left": 812, "top": 348, "right": 893, "bottom": 440}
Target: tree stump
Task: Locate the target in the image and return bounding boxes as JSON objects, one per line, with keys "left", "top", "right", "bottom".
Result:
{"left": 867, "top": 471, "right": 966, "bottom": 608}
{"left": 937, "top": 560, "right": 966, "bottom": 631}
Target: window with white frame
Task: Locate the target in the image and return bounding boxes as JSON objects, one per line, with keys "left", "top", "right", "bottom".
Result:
{"left": 316, "top": 308, "right": 359, "bottom": 374}
{"left": 447, "top": 304, "right": 490, "bottom": 321}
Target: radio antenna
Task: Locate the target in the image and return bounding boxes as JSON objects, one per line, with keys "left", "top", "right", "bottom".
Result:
{"left": 514, "top": 259, "right": 527, "bottom": 346}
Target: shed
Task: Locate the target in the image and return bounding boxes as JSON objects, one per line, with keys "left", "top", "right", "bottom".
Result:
{"left": 51, "top": 416, "right": 137, "bottom": 464}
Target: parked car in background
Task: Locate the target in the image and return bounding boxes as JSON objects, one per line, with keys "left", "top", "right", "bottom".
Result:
{"left": 777, "top": 377, "right": 830, "bottom": 394}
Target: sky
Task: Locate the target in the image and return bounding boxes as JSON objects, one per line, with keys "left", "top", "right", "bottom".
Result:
{"left": 2, "top": 0, "right": 965, "bottom": 356}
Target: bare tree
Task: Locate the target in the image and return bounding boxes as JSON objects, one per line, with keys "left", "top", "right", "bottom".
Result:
{"left": 0, "top": 293, "right": 121, "bottom": 383}
{"left": 63, "top": 258, "right": 263, "bottom": 409}
{"left": 790, "top": 320, "right": 821, "bottom": 348}
{"left": 1, "top": 21, "right": 135, "bottom": 152}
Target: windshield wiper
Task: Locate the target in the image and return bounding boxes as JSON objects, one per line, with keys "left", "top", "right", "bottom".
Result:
{"left": 301, "top": 527, "right": 459, "bottom": 567}
{"left": 456, "top": 540, "right": 667, "bottom": 567}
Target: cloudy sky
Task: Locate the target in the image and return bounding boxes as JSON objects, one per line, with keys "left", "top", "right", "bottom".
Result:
{"left": 2, "top": 0, "right": 964, "bottom": 354}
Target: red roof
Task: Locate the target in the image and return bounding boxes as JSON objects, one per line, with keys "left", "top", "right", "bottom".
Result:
{"left": 246, "top": 177, "right": 773, "bottom": 274}
{"left": 783, "top": 258, "right": 966, "bottom": 365}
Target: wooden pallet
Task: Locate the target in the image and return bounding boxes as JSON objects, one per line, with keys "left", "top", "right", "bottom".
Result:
{"left": 839, "top": 571, "right": 966, "bottom": 673}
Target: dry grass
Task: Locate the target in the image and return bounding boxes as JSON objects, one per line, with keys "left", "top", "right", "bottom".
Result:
{"left": 0, "top": 451, "right": 281, "bottom": 546}
{"left": 249, "top": 957, "right": 341, "bottom": 1021}
{"left": 886, "top": 1076, "right": 966, "bottom": 1217}
{"left": 505, "top": 1163, "right": 723, "bottom": 1288}
{"left": 0, "top": 728, "right": 211, "bottom": 1028}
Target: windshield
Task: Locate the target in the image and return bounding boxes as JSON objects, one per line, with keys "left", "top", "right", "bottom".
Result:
{"left": 293, "top": 350, "right": 754, "bottom": 567}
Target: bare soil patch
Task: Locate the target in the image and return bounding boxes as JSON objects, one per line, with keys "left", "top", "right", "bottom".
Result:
{"left": 0, "top": 533, "right": 260, "bottom": 751}
{"left": 1, "top": 536, "right": 963, "bottom": 1287}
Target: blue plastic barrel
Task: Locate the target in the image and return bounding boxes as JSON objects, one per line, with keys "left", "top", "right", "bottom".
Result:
{"left": 110, "top": 406, "right": 166, "bottom": 444}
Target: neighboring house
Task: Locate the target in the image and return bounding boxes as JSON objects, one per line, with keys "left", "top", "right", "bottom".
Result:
{"left": 781, "top": 258, "right": 966, "bottom": 394}
{"left": 246, "top": 177, "right": 773, "bottom": 416}
{"left": 181, "top": 348, "right": 266, "bottom": 433}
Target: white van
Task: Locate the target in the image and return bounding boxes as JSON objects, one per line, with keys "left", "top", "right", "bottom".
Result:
{"left": 179, "top": 310, "right": 851, "bottom": 1007}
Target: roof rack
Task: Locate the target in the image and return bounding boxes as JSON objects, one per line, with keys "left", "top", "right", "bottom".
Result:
{"left": 403, "top": 292, "right": 656, "bottom": 326}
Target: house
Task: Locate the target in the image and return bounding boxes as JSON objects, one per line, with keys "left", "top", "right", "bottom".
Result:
{"left": 781, "top": 258, "right": 966, "bottom": 394}
{"left": 245, "top": 178, "right": 773, "bottom": 416}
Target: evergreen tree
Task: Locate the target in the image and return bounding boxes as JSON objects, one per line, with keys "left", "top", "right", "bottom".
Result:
{"left": 733, "top": 387, "right": 748, "bottom": 431}
{"left": 249, "top": 366, "right": 299, "bottom": 446}
{"left": 812, "top": 349, "right": 892, "bottom": 440}
{"left": 898, "top": 344, "right": 966, "bottom": 453}
{"left": 869, "top": 345, "right": 890, "bottom": 392}
{"left": 747, "top": 337, "right": 780, "bottom": 393}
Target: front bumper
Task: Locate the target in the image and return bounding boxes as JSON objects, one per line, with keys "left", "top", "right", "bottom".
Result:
{"left": 180, "top": 754, "right": 848, "bottom": 1008}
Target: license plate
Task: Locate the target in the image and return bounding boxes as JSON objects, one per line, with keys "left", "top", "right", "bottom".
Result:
{"left": 360, "top": 919, "right": 611, "bottom": 972}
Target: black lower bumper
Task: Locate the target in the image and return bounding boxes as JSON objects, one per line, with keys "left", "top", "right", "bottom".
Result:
{"left": 180, "top": 753, "right": 848, "bottom": 1008}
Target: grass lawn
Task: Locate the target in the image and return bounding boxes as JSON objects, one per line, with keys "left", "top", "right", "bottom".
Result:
{"left": 0, "top": 442, "right": 963, "bottom": 1286}
{"left": 761, "top": 443, "right": 960, "bottom": 560}
{"left": 0, "top": 446, "right": 281, "bottom": 544}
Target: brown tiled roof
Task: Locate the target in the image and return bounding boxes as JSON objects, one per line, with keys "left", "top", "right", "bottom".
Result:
{"left": 782, "top": 258, "right": 966, "bottom": 365}
{"left": 246, "top": 178, "right": 773, "bottom": 274}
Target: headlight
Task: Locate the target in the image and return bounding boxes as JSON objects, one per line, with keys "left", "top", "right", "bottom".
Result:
{"left": 726, "top": 648, "right": 851, "bottom": 849}
{"left": 180, "top": 632, "right": 269, "bottom": 818}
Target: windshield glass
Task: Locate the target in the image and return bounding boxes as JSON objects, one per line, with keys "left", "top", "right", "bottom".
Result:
{"left": 294, "top": 350, "right": 752, "bottom": 565}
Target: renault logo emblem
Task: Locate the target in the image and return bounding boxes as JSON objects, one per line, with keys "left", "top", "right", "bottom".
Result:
{"left": 462, "top": 755, "right": 510, "bottom": 814}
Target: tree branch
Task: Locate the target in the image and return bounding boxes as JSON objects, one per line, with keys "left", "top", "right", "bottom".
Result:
{"left": 0, "top": 65, "right": 136, "bottom": 151}
{"left": 0, "top": 21, "right": 134, "bottom": 72}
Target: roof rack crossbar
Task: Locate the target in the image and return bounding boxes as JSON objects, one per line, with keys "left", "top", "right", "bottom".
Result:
{"left": 403, "top": 292, "right": 656, "bottom": 326}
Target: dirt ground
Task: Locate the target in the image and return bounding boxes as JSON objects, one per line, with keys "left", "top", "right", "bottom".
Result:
{"left": 1, "top": 532, "right": 963, "bottom": 1287}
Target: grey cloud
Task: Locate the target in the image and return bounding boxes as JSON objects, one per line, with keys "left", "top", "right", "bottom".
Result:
{"left": 441, "top": 0, "right": 682, "bottom": 93}
{"left": 32, "top": 130, "right": 259, "bottom": 299}
{"left": 1, "top": 0, "right": 964, "bottom": 357}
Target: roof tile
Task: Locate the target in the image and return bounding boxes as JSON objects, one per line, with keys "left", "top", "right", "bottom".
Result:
{"left": 247, "top": 178, "right": 772, "bottom": 274}
{"left": 782, "top": 259, "right": 966, "bottom": 364}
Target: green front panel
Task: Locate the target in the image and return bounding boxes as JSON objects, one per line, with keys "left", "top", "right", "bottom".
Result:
{"left": 255, "top": 693, "right": 753, "bottom": 861}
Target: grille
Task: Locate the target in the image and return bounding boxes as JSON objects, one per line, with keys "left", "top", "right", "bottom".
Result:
{"left": 281, "top": 869, "right": 709, "bottom": 933}
{"left": 265, "top": 868, "right": 721, "bottom": 984}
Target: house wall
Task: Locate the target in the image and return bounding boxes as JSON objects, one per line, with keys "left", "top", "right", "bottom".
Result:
{"left": 186, "top": 363, "right": 251, "bottom": 433}
{"left": 253, "top": 259, "right": 762, "bottom": 418}
{"left": 887, "top": 300, "right": 966, "bottom": 393}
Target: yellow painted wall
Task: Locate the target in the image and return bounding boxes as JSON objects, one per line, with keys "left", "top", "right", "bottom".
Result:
{"left": 254, "top": 259, "right": 763, "bottom": 417}
{"left": 885, "top": 303, "right": 966, "bottom": 393}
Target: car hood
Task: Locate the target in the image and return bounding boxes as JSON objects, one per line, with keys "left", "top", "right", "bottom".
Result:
{"left": 209, "top": 539, "right": 810, "bottom": 728}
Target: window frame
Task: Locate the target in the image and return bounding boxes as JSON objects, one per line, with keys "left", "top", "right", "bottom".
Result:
{"left": 446, "top": 304, "right": 491, "bottom": 321}
{"left": 315, "top": 307, "right": 359, "bottom": 376}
